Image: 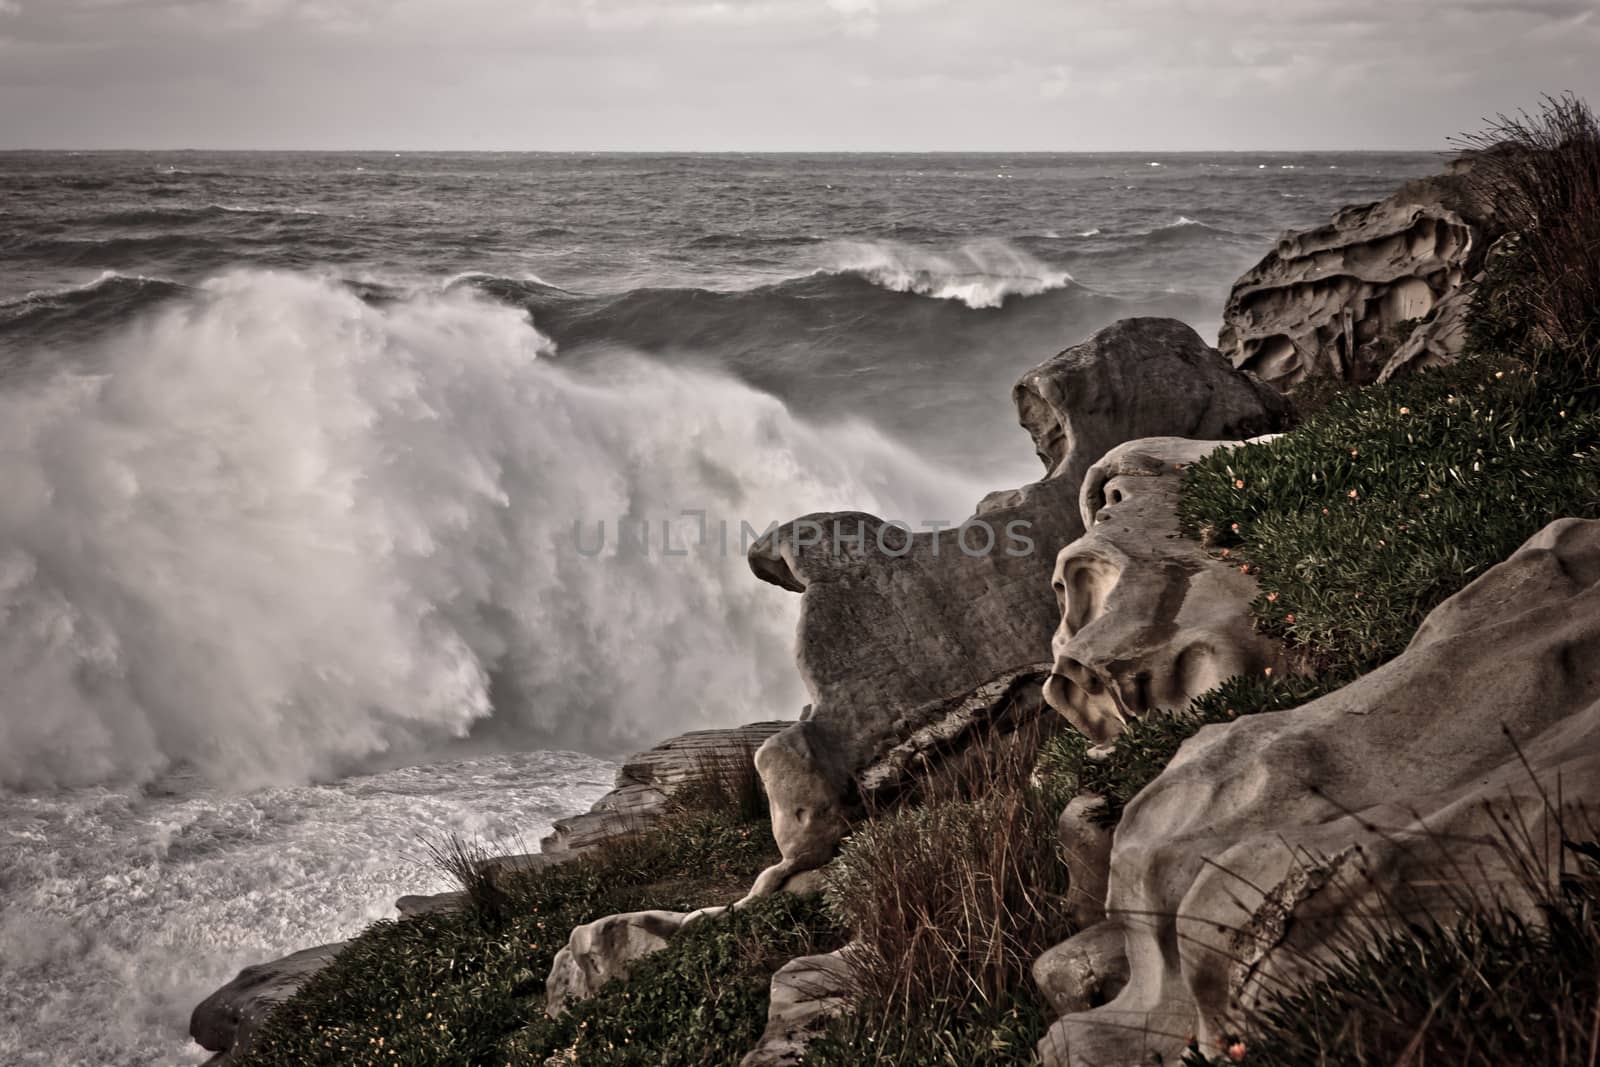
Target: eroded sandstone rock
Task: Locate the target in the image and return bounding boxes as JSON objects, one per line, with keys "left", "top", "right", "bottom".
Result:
{"left": 1042, "top": 437, "right": 1289, "bottom": 742}
{"left": 541, "top": 721, "right": 791, "bottom": 855}
{"left": 545, "top": 905, "right": 729, "bottom": 1014}
{"left": 1033, "top": 920, "right": 1129, "bottom": 1018}
{"left": 1219, "top": 161, "right": 1504, "bottom": 389}
{"left": 739, "top": 945, "right": 858, "bottom": 1067}
{"left": 1040, "top": 518, "right": 1600, "bottom": 1067}
{"left": 190, "top": 942, "right": 345, "bottom": 1065}
{"left": 749, "top": 320, "right": 1292, "bottom": 893}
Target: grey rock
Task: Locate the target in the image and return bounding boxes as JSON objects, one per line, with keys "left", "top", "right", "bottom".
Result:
{"left": 1040, "top": 518, "right": 1600, "bottom": 1067}
{"left": 1219, "top": 161, "right": 1504, "bottom": 389}
{"left": 1043, "top": 437, "right": 1289, "bottom": 743}
{"left": 395, "top": 890, "right": 467, "bottom": 917}
{"left": 739, "top": 945, "right": 858, "bottom": 1067}
{"left": 1056, "top": 794, "right": 1115, "bottom": 930}
{"left": 545, "top": 904, "right": 729, "bottom": 1014}
{"left": 542, "top": 721, "right": 791, "bottom": 854}
{"left": 189, "top": 942, "right": 345, "bottom": 1064}
{"left": 748, "top": 319, "right": 1293, "bottom": 894}
{"left": 1033, "top": 920, "right": 1129, "bottom": 1017}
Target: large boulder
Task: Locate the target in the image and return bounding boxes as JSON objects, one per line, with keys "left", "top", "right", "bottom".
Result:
{"left": 1219, "top": 161, "right": 1505, "bottom": 389}
{"left": 189, "top": 942, "right": 345, "bottom": 1065}
{"left": 1040, "top": 517, "right": 1600, "bottom": 1067}
{"left": 1042, "top": 437, "right": 1290, "bottom": 743}
{"left": 746, "top": 319, "right": 1293, "bottom": 895}
{"left": 544, "top": 905, "right": 728, "bottom": 1014}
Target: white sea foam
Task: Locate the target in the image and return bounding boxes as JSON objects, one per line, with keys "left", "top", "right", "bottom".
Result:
{"left": 0, "top": 269, "right": 982, "bottom": 789}
{"left": 821, "top": 239, "right": 1073, "bottom": 309}
{"left": 0, "top": 749, "right": 616, "bottom": 1067}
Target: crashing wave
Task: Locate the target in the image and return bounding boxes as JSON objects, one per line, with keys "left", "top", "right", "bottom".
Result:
{"left": 0, "top": 270, "right": 980, "bottom": 789}
{"left": 816, "top": 239, "right": 1073, "bottom": 309}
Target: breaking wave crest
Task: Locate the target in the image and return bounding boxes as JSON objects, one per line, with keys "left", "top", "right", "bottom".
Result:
{"left": 818, "top": 239, "right": 1073, "bottom": 308}
{"left": 0, "top": 270, "right": 981, "bottom": 790}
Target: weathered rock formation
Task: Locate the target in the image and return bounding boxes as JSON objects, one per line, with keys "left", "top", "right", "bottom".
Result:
{"left": 190, "top": 943, "right": 344, "bottom": 1066}
{"left": 1043, "top": 437, "right": 1290, "bottom": 743}
{"left": 1040, "top": 517, "right": 1600, "bottom": 1067}
{"left": 545, "top": 904, "right": 729, "bottom": 1014}
{"left": 1219, "top": 160, "right": 1505, "bottom": 389}
{"left": 748, "top": 319, "right": 1293, "bottom": 895}
{"left": 542, "top": 721, "right": 791, "bottom": 854}
{"left": 739, "top": 945, "right": 858, "bottom": 1067}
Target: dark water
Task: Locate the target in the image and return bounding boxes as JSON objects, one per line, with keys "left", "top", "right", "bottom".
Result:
{"left": 1, "top": 152, "right": 1443, "bottom": 474}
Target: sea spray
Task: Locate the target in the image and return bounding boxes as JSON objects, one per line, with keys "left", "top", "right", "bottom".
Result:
{"left": 0, "top": 270, "right": 983, "bottom": 789}
{"left": 818, "top": 238, "right": 1074, "bottom": 308}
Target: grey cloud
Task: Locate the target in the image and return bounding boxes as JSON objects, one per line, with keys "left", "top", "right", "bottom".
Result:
{"left": 1, "top": 0, "right": 1597, "bottom": 148}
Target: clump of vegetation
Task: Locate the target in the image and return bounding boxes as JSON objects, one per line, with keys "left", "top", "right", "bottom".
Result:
{"left": 511, "top": 892, "right": 845, "bottom": 1066}
{"left": 420, "top": 832, "right": 516, "bottom": 925}
{"left": 1180, "top": 354, "right": 1600, "bottom": 677}
{"left": 669, "top": 742, "right": 768, "bottom": 824}
{"left": 801, "top": 994, "right": 1052, "bottom": 1067}
{"left": 1036, "top": 671, "right": 1346, "bottom": 825}
{"left": 239, "top": 800, "right": 779, "bottom": 1067}
{"left": 1460, "top": 93, "right": 1600, "bottom": 374}
{"left": 797, "top": 720, "right": 1073, "bottom": 1065}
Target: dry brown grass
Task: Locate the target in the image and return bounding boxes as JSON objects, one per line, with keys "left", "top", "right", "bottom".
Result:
{"left": 822, "top": 719, "right": 1074, "bottom": 1026}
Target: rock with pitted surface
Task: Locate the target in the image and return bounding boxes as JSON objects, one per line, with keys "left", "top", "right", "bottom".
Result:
{"left": 1042, "top": 436, "right": 1290, "bottom": 743}
{"left": 746, "top": 319, "right": 1292, "bottom": 896}
{"left": 190, "top": 942, "right": 345, "bottom": 1065}
{"left": 1040, "top": 518, "right": 1600, "bottom": 1067}
{"left": 1219, "top": 160, "right": 1505, "bottom": 389}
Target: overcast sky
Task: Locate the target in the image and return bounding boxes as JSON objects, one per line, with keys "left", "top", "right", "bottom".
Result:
{"left": 1, "top": 0, "right": 1597, "bottom": 150}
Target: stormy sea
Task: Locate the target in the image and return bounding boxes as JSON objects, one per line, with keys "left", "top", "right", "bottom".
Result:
{"left": 0, "top": 150, "right": 1443, "bottom": 1066}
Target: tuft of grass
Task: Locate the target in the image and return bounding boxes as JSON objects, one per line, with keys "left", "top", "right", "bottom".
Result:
{"left": 817, "top": 720, "right": 1074, "bottom": 1053}
{"left": 421, "top": 832, "right": 513, "bottom": 926}
{"left": 510, "top": 893, "right": 846, "bottom": 1066}
{"left": 669, "top": 742, "right": 768, "bottom": 825}
{"left": 237, "top": 807, "right": 778, "bottom": 1067}
{"left": 1458, "top": 93, "right": 1600, "bottom": 375}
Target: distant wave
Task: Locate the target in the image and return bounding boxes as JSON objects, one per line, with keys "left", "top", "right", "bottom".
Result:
{"left": 816, "top": 239, "right": 1073, "bottom": 309}
{"left": 1119, "top": 216, "right": 1261, "bottom": 245}
{"left": 13, "top": 232, "right": 228, "bottom": 269}
{"left": 0, "top": 272, "right": 190, "bottom": 347}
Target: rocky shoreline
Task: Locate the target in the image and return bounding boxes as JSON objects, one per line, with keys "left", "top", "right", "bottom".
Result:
{"left": 194, "top": 149, "right": 1598, "bottom": 1067}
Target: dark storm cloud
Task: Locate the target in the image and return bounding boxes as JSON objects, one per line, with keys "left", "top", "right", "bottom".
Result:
{"left": 1, "top": 0, "right": 1597, "bottom": 148}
